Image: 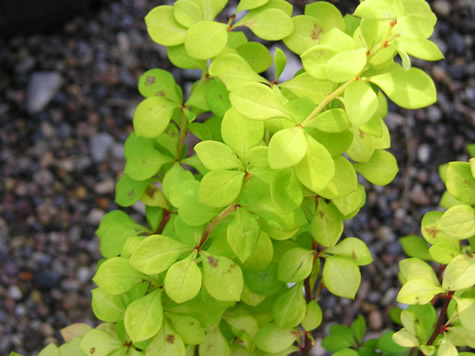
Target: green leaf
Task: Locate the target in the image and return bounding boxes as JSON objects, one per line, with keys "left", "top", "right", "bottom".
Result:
{"left": 124, "top": 289, "right": 163, "bottom": 343}
{"left": 206, "top": 80, "right": 231, "bottom": 118}
{"left": 326, "top": 48, "right": 367, "bottom": 83}
{"left": 192, "top": 0, "right": 228, "bottom": 21}
{"left": 129, "top": 234, "right": 193, "bottom": 274}
{"left": 115, "top": 176, "right": 154, "bottom": 207}
{"left": 273, "top": 47, "right": 287, "bottom": 80}
{"left": 295, "top": 134, "right": 335, "bottom": 193}
{"left": 318, "top": 156, "right": 357, "bottom": 199}
{"left": 304, "top": 108, "right": 349, "bottom": 133}
{"left": 377, "top": 331, "right": 409, "bottom": 353}
{"left": 369, "top": 66, "right": 437, "bottom": 109}
{"left": 394, "top": 14, "right": 433, "bottom": 39}
{"left": 353, "top": 149, "right": 399, "bottom": 185}
{"left": 38, "top": 344, "right": 59, "bottom": 356}
{"left": 437, "top": 204, "right": 475, "bottom": 240}
{"left": 396, "top": 38, "right": 444, "bottom": 61}
{"left": 272, "top": 283, "right": 306, "bottom": 328}
{"left": 170, "top": 180, "right": 220, "bottom": 226}
{"left": 248, "top": 146, "right": 269, "bottom": 168}
{"left": 392, "top": 329, "right": 420, "bottom": 348}
{"left": 236, "top": 0, "right": 269, "bottom": 12}
{"left": 173, "top": 0, "right": 203, "bottom": 28}
{"left": 138, "top": 68, "right": 181, "bottom": 103}
{"left": 91, "top": 288, "right": 126, "bottom": 322}
{"left": 237, "top": 42, "right": 273, "bottom": 73}
{"left": 93, "top": 257, "right": 144, "bottom": 295}
{"left": 145, "top": 6, "right": 187, "bottom": 46}
{"left": 270, "top": 168, "right": 303, "bottom": 213}
{"left": 277, "top": 247, "right": 314, "bottom": 283}
{"left": 244, "top": 261, "right": 285, "bottom": 296}
{"left": 253, "top": 323, "right": 297, "bottom": 354}
{"left": 201, "top": 251, "right": 244, "bottom": 302}
{"left": 224, "top": 310, "right": 259, "bottom": 338}
{"left": 346, "top": 128, "right": 375, "bottom": 163}
{"left": 235, "top": 8, "right": 294, "bottom": 41}
{"left": 227, "top": 207, "right": 261, "bottom": 263}
{"left": 268, "top": 127, "right": 307, "bottom": 169}
{"left": 400, "top": 235, "right": 431, "bottom": 261}
{"left": 185, "top": 21, "right": 228, "bottom": 60}
{"left": 344, "top": 80, "right": 378, "bottom": 127}
{"left": 443, "top": 254, "right": 475, "bottom": 291}
{"left": 439, "top": 334, "right": 458, "bottom": 356}
{"left": 398, "top": 258, "right": 439, "bottom": 286}
{"left": 199, "top": 327, "right": 230, "bottom": 356}
{"left": 199, "top": 170, "right": 245, "bottom": 208}
{"left": 353, "top": 0, "right": 398, "bottom": 20}
{"left": 241, "top": 230, "right": 273, "bottom": 270}
{"left": 229, "top": 82, "right": 291, "bottom": 121}
{"left": 429, "top": 240, "right": 461, "bottom": 264}
{"left": 279, "top": 73, "right": 334, "bottom": 105}
{"left": 302, "top": 300, "right": 323, "bottom": 331}
{"left": 311, "top": 200, "right": 343, "bottom": 248}
{"left": 209, "top": 53, "right": 267, "bottom": 90}
{"left": 194, "top": 140, "right": 243, "bottom": 170}
{"left": 221, "top": 108, "right": 264, "bottom": 161}
{"left": 332, "top": 184, "right": 365, "bottom": 217}
{"left": 350, "top": 315, "right": 366, "bottom": 345}
{"left": 325, "top": 237, "right": 373, "bottom": 266}
{"left": 283, "top": 15, "right": 324, "bottom": 55}
{"left": 79, "top": 329, "right": 123, "bottom": 356}
{"left": 446, "top": 162, "right": 475, "bottom": 205}
{"left": 305, "top": 1, "right": 345, "bottom": 32}
{"left": 164, "top": 250, "right": 202, "bottom": 303}
{"left": 301, "top": 45, "right": 337, "bottom": 80}
{"left": 453, "top": 297, "right": 475, "bottom": 333}
{"left": 146, "top": 319, "right": 186, "bottom": 356}
{"left": 167, "top": 313, "right": 205, "bottom": 345}
{"left": 311, "top": 129, "right": 354, "bottom": 157}
{"left": 133, "top": 96, "right": 178, "bottom": 138}
{"left": 322, "top": 325, "right": 355, "bottom": 352}
{"left": 323, "top": 256, "right": 361, "bottom": 299}
{"left": 167, "top": 44, "right": 207, "bottom": 70}
{"left": 397, "top": 279, "right": 444, "bottom": 304}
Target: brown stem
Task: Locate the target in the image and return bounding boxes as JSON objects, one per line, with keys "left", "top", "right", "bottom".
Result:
{"left": 175, "top": 108, "right": 188, "bottom": 161}
{"left": 196, "top": 204, "right": 237, "bottom": 250}
{"left": 156, "top": 210, "right": 171, "bottom": 234}
{"left": 426, "top": 291, "right": 454, "bottom": 346}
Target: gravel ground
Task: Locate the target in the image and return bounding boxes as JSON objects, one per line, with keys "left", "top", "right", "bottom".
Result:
{"left": 0, "top": 0, "right": 473, "bottom": 355}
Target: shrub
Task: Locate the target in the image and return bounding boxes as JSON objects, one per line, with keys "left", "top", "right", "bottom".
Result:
{"left": 15, "top": 0, "right": 475, "bottom": 355}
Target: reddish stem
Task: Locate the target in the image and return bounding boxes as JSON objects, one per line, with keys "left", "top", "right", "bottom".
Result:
{"left": 156, "top": 210, "right": 171, "bottom": 234}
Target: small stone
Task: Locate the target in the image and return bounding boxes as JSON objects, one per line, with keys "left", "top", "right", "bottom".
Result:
{"left": 382, "top": 288, "right": 398, "bottom": 306}
{"left": 89, "top": 133, "right": 114, "bottom": 162}
{"left": 56, "top": 158, "right": 75, "bottom": 172}
{"left": 75, "top": 156, "right": 92, "bottom": 171}
{"left": 409, "top": 184, "right": 431, "bottom": 205}
{"left": 86, "top": 208, "right": 105, "bottom": 225}
{"left": 111, "top": 143, "right": 125, "bottom": 159}
{"left": 427, "top": 107, "right": 442, "bottom": 123}
{"left": 26, "top": 72, "right": 63, "bottom": 114}
{"left": 33, "top": 169, "right": 53, "bottom": 185}
{"left": 432, "top": 0, "right": 451, "bottom": 17}
{"left": 77, "top": 267, "right": 91, "bottom": 284}
{"left": 8, "top": 285, "right": 23, "bottom": 300}
{"left": 34, "top": 271, "right": 60, "bottom": 289}
{"left": 417, "top": 144, "right": 431, "bottom": 163}
{"left": 368, "top": 310, "right": 384, "bottom": 330}
{"left": 375, "top": 226, "right": 395, "bottom": 242}
{"left": 94, "top": 179, "right": 115, "bottom": 194}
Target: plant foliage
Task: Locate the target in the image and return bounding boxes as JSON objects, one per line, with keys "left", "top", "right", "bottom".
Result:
{"left": 19, "top": 0, "right": 475, "bottom": 355}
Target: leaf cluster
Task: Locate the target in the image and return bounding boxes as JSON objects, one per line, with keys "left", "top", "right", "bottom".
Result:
{"left": 22, "top": 0, "right": 466, "bottom": 356}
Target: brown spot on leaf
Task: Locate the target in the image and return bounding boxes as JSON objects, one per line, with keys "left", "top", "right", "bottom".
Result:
{"left": 359, "top": 130, "right": 365, "bottom": 138}
{"left": 207, "top": 255, "right": 218, "bottom": 267}
{"left": 128, "top": 189, "right": 135, "bottom": 198}
{"left": 90, "top": 347, "right": 96, "bottom": 354}
{"left": 312, "top": 25, "right": 323, "bottom": 40}
{"left": 319, "top": 210, "right": 324, "bottom": 218}
{"left": 166, "top": 334, "right": 175, "bottom": 344}
{"left": 146, "top": 186, "right": 156, "bottom": 198}
{"left": 145, "top": 76, "right": 155, "bottom": 85}
{"left": 424, "top": 226, "right": 438, "bottom": 239}
{"left": 351, "top": 250, "right": 357, "bottom": 259}
{"left": 156, "top": 90, "right": 165, "bottom": 97}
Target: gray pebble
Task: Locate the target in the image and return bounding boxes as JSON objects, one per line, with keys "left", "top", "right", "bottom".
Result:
{"left": 89, "top": 133, "right": 114, "bottom": 162}
{"left": 86, "top": 208, "right": 105, "bottom": 225}
{"left": 94, "top": 179, "right": 116, "bottom": 194}
{"left": 26, "top": 72, "right": 63, "bottom": 114}
{"left": 417, "top": 144, "right": 431, "bottom": 163}
{"left": 77, "top": 267, "right": 92, "bottom": 284}
{"left": 432, "top": 0, "right": 451, "bottom": 17}
{"left": 8, "top": 285, "right": 23, "bottom": 300}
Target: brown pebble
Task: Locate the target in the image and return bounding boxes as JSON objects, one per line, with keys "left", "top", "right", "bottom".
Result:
{"left": 369, "top": 310, "right": 384, "bottom": 330}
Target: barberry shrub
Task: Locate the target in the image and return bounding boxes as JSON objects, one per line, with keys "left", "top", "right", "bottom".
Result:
{"left": 17, "top": 0, "right": 475, "bottom": 356}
